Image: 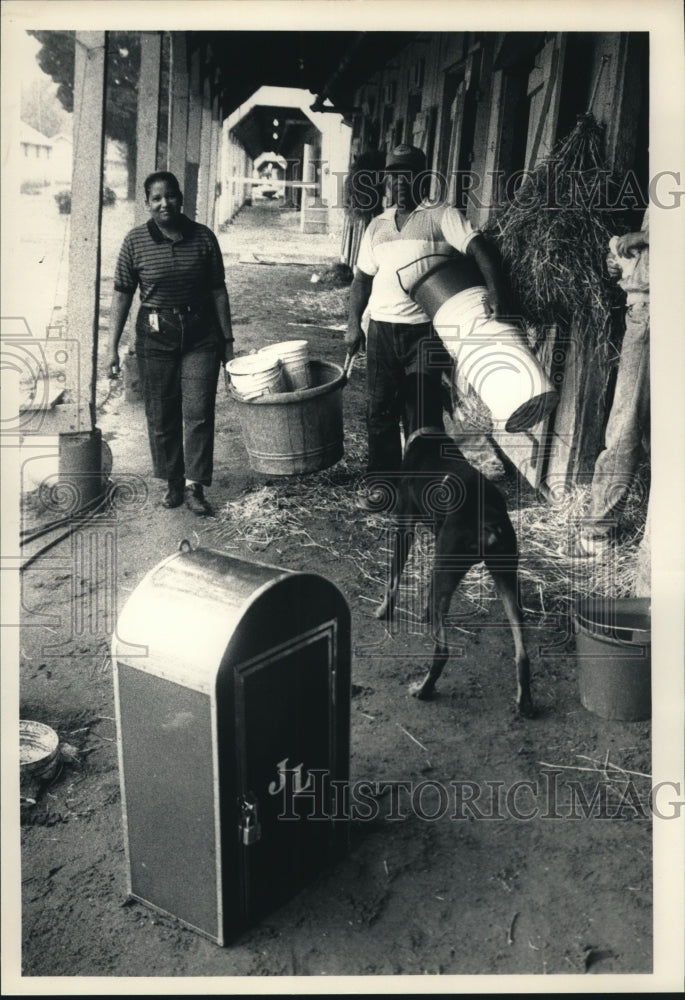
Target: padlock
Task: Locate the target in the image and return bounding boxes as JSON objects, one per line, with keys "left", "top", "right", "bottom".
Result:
{"left": 239, "top": 800, "right": 262, "bottom": 846}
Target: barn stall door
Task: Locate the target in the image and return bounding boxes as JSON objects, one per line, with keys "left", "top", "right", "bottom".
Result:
{"left": 491, "top": 36, "right": 567, "bottom": 491}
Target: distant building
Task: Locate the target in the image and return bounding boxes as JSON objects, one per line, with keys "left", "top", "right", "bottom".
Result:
{"left": 19, "top": 123, "right": 53, "bottom": 187}
{"left": 50, "top": 132, "right": 73, "bottom": 187}
{"left": 20, "top": 125, "right": 128, "bottom": 194}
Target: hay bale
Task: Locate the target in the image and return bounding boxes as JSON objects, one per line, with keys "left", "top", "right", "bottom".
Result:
{"left": 484, "top": 113, "right": 626, "bottom": 367}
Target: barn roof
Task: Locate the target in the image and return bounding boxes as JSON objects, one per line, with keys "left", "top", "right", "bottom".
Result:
{"left": 19, "top": 122, "right": 53, "bottom": 147}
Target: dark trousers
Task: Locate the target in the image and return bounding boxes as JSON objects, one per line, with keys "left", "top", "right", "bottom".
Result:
{"left": 366, "top": 319, "right": 451, "bottom": 474}
{"left": 588, "top": 292, "right": 650, "bottom": 532}
{"left": 135, "top": 307, "right": 221, "bottom": 486}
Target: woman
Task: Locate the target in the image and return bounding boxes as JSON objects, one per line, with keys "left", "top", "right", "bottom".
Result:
{"left": 107, "top": 171, "right": 234, "bottom": 516}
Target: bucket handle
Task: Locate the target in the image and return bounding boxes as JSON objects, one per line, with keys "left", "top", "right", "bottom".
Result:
{"left": 342, "top": 351, "right": 356, "bottom": 385}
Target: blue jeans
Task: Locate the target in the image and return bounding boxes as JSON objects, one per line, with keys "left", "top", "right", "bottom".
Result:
{"left": 135, "top": 306, "right": 221, "bottom": 485}
{"left": 366, "top": 319, "right": 451, "bottom": 474}
{"left": 589, "top": 293, "right": 650, "bottom": 531}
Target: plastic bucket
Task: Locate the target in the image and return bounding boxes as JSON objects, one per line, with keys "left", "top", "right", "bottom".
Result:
{"left": 230, "top": 359, "right": 344, "bottom": 474}
{"left": 404, "top": 261, "right": 558, "bottom": 432}
{"left": 20, "top": 720, "right": 60, "bottom": 783}
{"left": 399, "top": 254, "right": 483, "bottom": 310}
{"left": 226, "top": 354, "right": 286, "bottom": 400}
{"left": 574, "top": 597, "right": 651, "bottom": 721}
{"left": 260, "top": 340, "right": 312, "bottom": 391}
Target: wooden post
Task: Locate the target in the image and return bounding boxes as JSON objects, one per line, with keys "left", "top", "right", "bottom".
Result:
{"left": 207, "top": 90, "right": 221, "bottom": 230}
{"left": 168, "top": 34, "right": 189, "bottom": 193}
{"left": 197, "top": 75, "right": 213, "bottom": 225}
{"left": 135, "top": 32, "right": 162, "bottom": 226}
{"left": 67, "top": 30, "right": 107, "bottom": 431}
{"left": 185, "top": 44, "right": 203, "bottom": 219}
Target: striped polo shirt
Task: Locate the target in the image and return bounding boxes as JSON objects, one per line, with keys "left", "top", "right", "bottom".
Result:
{"left": 357, "top": 202, "right": 478, "bottom": 324}
{"left": 114, "top": 215, "right": 226, "bottom": 308}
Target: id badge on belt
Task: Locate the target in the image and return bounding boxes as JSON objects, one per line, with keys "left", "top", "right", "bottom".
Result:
{"left": 149, "top": 311, "right": 160, "bottom": 332}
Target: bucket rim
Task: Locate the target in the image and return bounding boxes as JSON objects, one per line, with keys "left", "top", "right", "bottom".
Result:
{"left": 226, "top": 355, "right": 283, "bottom": 376}
{"left": 409, "top": 257, "right": 461, "bottom": 299}
{"left": 504, "top": 391, "right": 559, "bottom": 432}
{"left": 259, "top": 339, "right": 310, "bottom": 354}
{"left": 574, "top": 596, "right": 651, "bottom": 643}
{"left": 20, "top": 719, "right": 60, "bottom": 768}
{"left": 229, "top": 359, "right": 344, "bottom": 405}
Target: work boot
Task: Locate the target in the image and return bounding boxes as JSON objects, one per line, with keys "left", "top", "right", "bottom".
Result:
{"left": 162, "top": 478, "right": 184, "bottom": 509}
{"left": 185, "top": 483, "right": 214, "bottom": 517}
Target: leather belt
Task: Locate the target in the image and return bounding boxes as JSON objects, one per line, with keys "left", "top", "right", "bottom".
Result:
{"left": 143, "top": 303, "right": 205, "bottom": 315}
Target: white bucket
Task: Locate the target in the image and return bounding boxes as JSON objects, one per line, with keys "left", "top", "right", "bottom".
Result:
{"left": 226, "top": 354, "right": 286, "bottom": 400}
{"left": 430, "top": 288, "right": 557, "bottom": 432}
{"left": 20, "top": 719, "right": 60, "bottom": 782}
{"left": 260, "top": 340, "right": 312, "bottom": 391}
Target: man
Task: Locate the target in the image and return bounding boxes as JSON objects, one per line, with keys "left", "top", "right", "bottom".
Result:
{"left": 345, "top": 143, "right": 508, "bottom": 511}
{"left": 569, "top": 209, "right": 650, "bottom": 558}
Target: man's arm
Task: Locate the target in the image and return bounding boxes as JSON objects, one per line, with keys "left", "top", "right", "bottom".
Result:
{"left": 466, "top": 234, "right": 507, "bottom": 318}
{"left": 345, "top": 269, "right": 374, "bottom": 355}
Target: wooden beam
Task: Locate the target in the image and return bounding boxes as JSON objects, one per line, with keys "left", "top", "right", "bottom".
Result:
{"left": 135, "top": 32, "right": 162, "bottom": 226}
{"left": 168, "top": 34, "right": 189, "bottom": 192}
{"left": 196, "top": 75, "right": 213, "bottom": 225}
{"left": 185, "top": 44, "right": 203, "bottom": 219}
{"left": 67, "top": 30, "right": 107, "bottom": 431}
{"left": 207, "top": 92, "right": 221, "bottom": 230}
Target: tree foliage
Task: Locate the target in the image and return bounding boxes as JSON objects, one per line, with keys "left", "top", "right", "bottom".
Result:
{"left": 28, "top": 30, "right": 75, "bottom": 113}
{"left": 21, "top": 75, "right": 71, "bottom": 138}
{"left": 28, "top": 30, "right": 141, "bottom": 198}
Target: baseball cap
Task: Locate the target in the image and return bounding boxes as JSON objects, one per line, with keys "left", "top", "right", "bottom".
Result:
{"left": 385, "top": 144, "right": 427, "bottom": 172}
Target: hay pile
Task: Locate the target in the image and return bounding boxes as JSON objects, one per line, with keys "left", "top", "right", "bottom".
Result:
{"left": 484, "top": 113, "right": 624, "bottom": 366}
{"left": 216, "top": 435, "right": 647, "bottom": 622}
{"left": 215, "top": 428, "right": 369, "bottom": 554}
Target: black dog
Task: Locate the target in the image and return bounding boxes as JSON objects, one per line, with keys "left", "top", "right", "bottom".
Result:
{"left": 374, "top": 426, "right": 533, "bottom": 717}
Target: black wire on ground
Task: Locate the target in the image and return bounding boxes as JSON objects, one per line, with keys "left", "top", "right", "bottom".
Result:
{"left": 19, "top": 485, "right": 114, "bottom": 573}
{"left": 20, "top": 490, "right": 111, "bottom": 544}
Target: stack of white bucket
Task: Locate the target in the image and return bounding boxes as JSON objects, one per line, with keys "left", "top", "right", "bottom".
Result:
{"left": 226, "top": 340, "right": 312, "bottom": 400}
{"left": 260, "top": 340, "right": 312, "bottom": 391}
{"left": 225, "top": 353, "right": 286, "bottom": 400}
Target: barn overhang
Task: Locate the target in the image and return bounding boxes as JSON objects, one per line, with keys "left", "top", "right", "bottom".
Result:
{"left": 230, "top": 103, "right": 318, "bottom": 162}
{"left": 188, "top": 30, "right": 414, "bottom": 124}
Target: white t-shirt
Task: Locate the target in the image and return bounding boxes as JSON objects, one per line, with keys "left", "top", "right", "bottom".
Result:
{"left": 356, "top": 202, "right": 479, "bottom": 324}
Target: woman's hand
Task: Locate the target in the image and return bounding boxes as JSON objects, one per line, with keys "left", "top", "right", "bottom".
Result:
{"left": 107, "top": 289, "right": 134, "bottom": 379}
{"left": 107, "top": 349, "right": 120, "bottom": 379}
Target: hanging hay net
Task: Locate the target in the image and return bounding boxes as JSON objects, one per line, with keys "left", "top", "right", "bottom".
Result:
{"left": 483, "top": 112, "right": 626, "bottom": 369}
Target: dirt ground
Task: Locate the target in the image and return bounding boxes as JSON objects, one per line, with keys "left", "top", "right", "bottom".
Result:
{"left": 12, "top": 197, "right": 656, "bottom": 988}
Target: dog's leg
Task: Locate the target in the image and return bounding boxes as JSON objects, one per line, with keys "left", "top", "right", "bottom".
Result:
{"left": 375, "top": 524, "right": 414, "bottom": 620}
{"left": 487, "top": 565, "right": 534, "bottom": 718}
{"left": 409, "top": 567, "right": 466, "bottom": 699}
